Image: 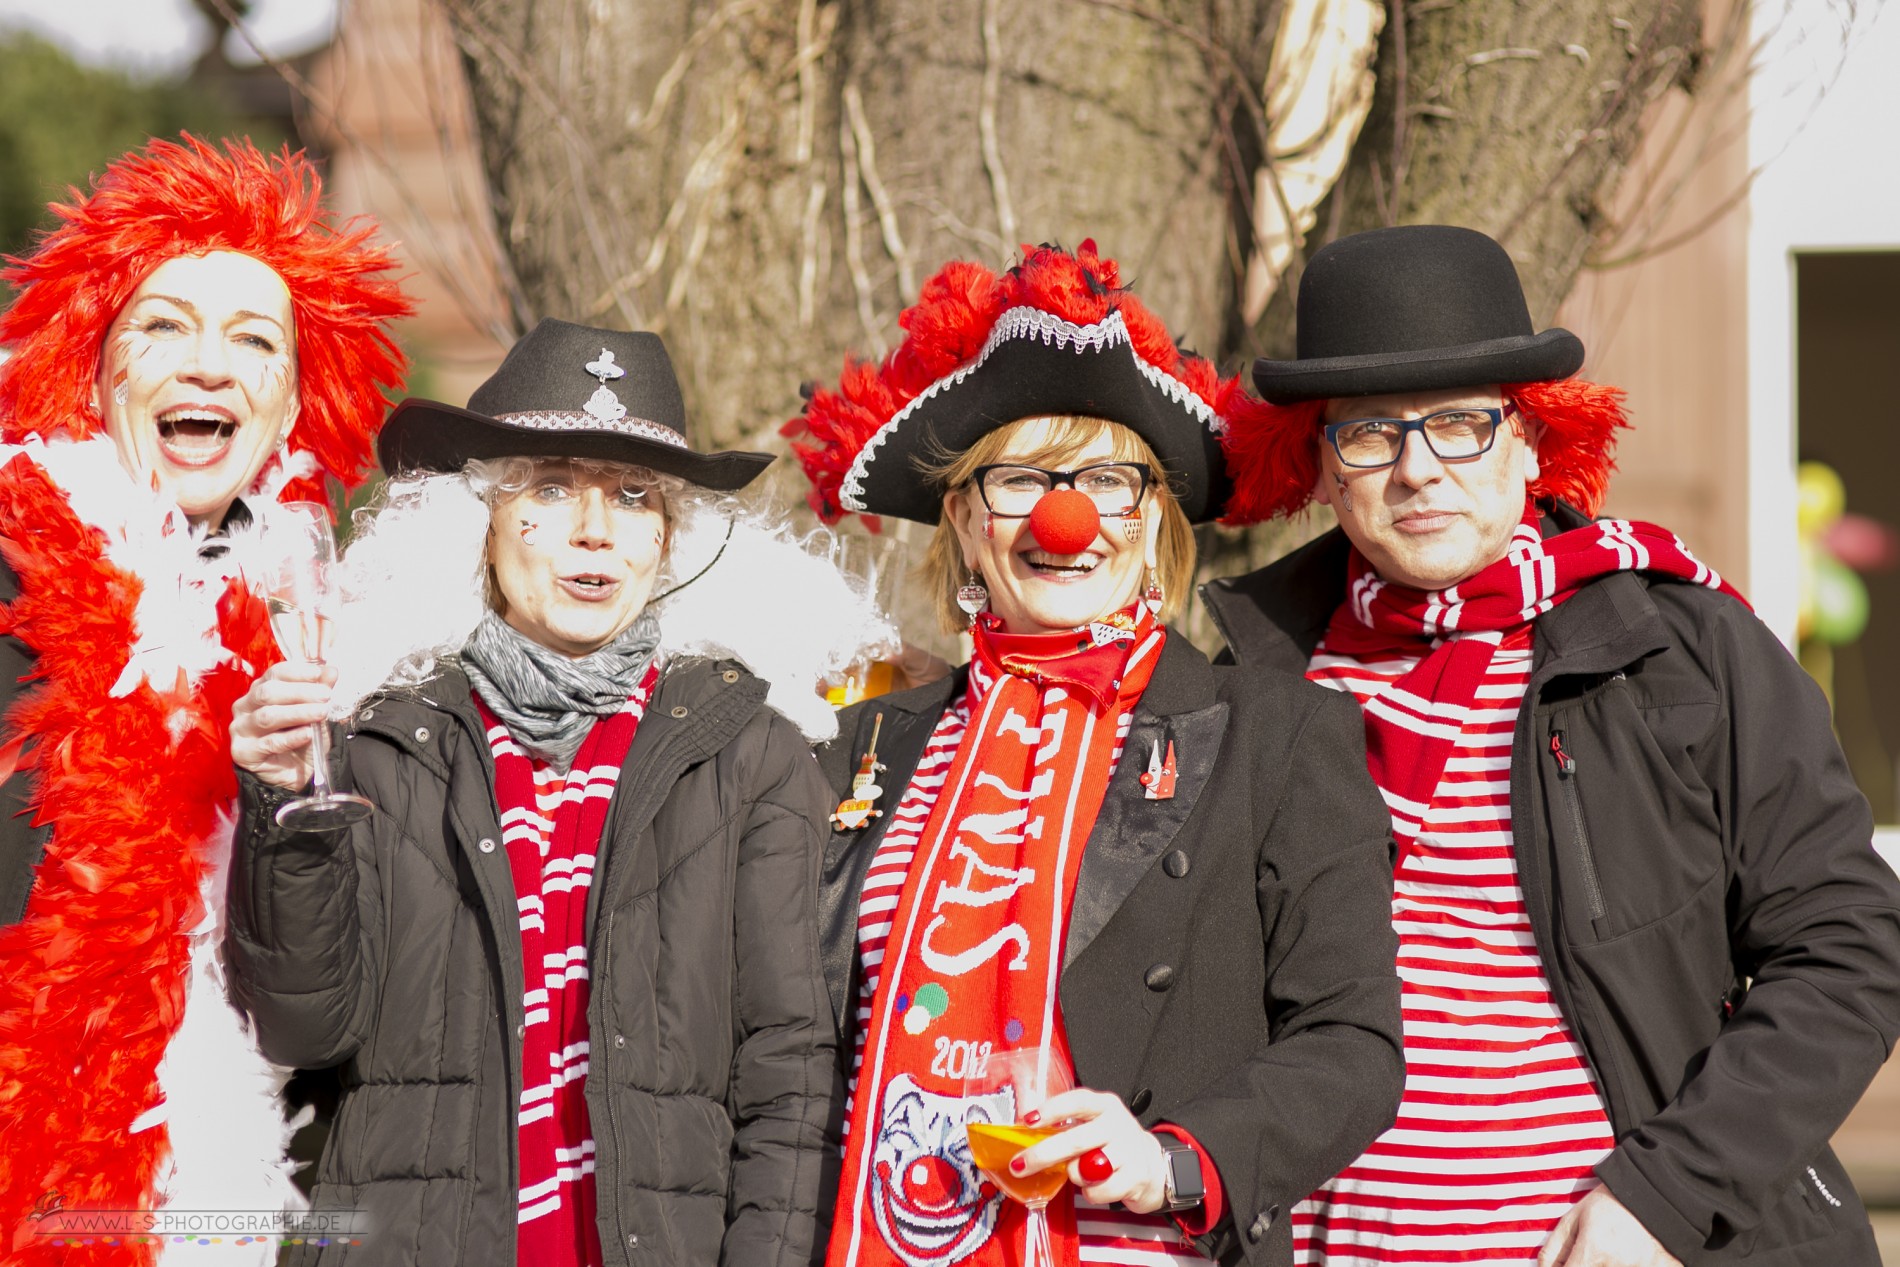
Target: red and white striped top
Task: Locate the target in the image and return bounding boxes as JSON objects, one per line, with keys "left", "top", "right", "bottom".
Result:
{"left": 481, "top": 669, "right": 656, "bottom": 1267}
{"left": 846, "top": 686, "right": 1206, "bottom": 1265}
{"left": 1294, "top": 630, "right": 1614, "bottom": 1264}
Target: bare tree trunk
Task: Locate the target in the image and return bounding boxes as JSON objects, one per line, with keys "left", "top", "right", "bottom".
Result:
{"left": 442, "top": 0, "right": 1708, "bottom": 653}
{"left": 1249, "top": 0, "right": 1705, "bottom": 358}
{"left": 442, "top": 0, "right": 1280, "bottom": 454}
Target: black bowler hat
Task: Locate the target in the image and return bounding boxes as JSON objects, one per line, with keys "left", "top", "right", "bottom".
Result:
{"left": 379, "top": 318, "right": 774, "bottom": 489}
{"left": 1251, "top": 225, "right": 1585, "bottom": 405}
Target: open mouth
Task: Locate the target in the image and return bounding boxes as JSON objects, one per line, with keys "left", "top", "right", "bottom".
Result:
{"left": 156, "top": 408, "right": 239, "bottom": 467}
{"left": 872, "top": 1159, "right": 999, "bottom": 1261}
{"left": 1022, "top": 550, "right": 1104, "bottom": 580}
{"left": 559, "top": 573, "right": 621, "bottom": 601}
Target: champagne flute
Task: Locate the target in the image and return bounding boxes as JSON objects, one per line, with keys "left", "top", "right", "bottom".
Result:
{"left": 963, "top": 1046, "right": 1073, "bottom": 1267}
{"left": 259, "top": 502, "right": 374, "bottom": 830}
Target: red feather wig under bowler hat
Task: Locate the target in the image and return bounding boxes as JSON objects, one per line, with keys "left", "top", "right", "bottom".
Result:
{"left": 0, "top": 134, "right": 413, "bottom": 504}
{"left": 1219, "top": 376, "right": 1632, "bottom": 526}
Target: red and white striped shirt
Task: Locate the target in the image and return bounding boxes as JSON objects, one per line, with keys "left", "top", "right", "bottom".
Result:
{"left": 847, "top": 684, "right": 1206, "bottom": 1266}
{"left": 1295, "top": 630, "right": 1615, "bottom": 1264}
{"left": 481, "top": 668, "right": 657, "bottom": 1267}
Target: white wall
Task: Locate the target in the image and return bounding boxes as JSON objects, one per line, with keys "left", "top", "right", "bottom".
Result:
{"left": 1748, "top": 0, "right": 1900, "bottom": 644}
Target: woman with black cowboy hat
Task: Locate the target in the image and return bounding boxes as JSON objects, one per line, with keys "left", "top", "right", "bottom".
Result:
{"left": 224, "top": 318, "right": 889, "bottom": 1267}
{"left": 784, "top": 242, "right": 1405, "bottom": 1267}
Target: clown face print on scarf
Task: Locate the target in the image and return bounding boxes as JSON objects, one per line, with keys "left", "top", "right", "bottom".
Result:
{"left": 870, "top": 1075, "right": 1013, "bottom": 1267}
{"left": 94, "top": 250, "right": 301, "bottom": 527}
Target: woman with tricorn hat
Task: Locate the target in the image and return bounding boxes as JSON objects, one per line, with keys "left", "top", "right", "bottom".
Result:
{"left": 226, "top": 318, "right": 887, "bottom": 1267}
{"left": 783, "top": 241, "right": 1405, "bottom": 1267}
{"left": 0, "top": 134, "right": 411, "bottom": 1261}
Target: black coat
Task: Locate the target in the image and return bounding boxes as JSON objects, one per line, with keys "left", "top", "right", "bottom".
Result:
{"left": 818, "top": 634, "right": 1406, "bottom": 1265}
{"left": 1201, "top": 508, "right": 1900, "bottom": 1265}
{"left": 225, "top": 660, "right": 840, "bottom": 1267}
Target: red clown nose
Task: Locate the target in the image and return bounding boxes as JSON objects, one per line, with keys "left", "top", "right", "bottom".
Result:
{"left": 1028, "top": 488, "right": 1101, "bottom": 554}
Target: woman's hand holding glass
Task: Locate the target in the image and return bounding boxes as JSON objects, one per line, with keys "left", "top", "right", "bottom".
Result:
{"left": 1008, "top": 1087, "right": 1172, "bottom": 1214}
{"left": 231, "top": 660, "right": 338, "bottom": 791}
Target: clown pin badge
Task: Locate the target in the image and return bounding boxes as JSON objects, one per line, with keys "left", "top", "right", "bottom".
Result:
{"left": 832, "top": 713, "right": 887, "bottom": 831}
{"left": 1139, "top": 737, "right": 1177, "bottom": 800}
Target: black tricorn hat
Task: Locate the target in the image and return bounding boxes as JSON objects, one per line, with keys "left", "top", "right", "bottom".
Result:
{"left": 379, "top": 318, "right": 774, "bottom": 489}
{"left": 1251, "top": 225, "right": 1585, "bottom": 404}
{"left": 841, "top": 307, "right": 1230, "bottom": 524}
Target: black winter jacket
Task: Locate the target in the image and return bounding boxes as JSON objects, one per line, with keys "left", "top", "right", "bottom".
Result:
{"left": 1201, "top": 507, "right": 1900, "bottom": 1265}
{"left": 225, "top": 659, "right": 840, "bottom": 1267}
{"left": 818, "top": 633, "right": 1407, "bottom": 1265}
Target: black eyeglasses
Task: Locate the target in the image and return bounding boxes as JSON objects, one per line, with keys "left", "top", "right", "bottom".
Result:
{"left": 1323, "top": 405, "right": 1508, "bottom": 469}
{"left": 971, "top": 462, "right": 1157, "bottom": 518}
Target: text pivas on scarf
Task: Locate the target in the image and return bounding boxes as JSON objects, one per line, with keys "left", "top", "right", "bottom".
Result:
{"left": 829, "top": 608, "right": 1163, "bottom": 1267}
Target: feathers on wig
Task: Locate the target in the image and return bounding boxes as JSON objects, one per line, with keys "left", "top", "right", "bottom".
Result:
{"left": 781, "top": 239, "right": 1241, "bottom": 527}
{"left": 0, "top": 134, "right": 414, "bottom": 506}
{"left": 1218, "top": 376, "right": 1631, "bottom": 524}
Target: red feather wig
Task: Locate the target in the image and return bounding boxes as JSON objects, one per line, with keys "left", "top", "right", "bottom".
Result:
{"left": 782, "top": 240, "right": 1246, "bottom": 527}
{"left": 0, "top": 134, "right": 414, "bottom": 505}
{"left": 1219, "top": 376, "right": 1631, "bottom": 525}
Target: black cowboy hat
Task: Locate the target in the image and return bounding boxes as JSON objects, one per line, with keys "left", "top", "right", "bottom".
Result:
{"left": 379, "top": 318, "right": 774, "bottom": 489}
{"left": 1251, "top": 225, "right": 1585, "bottom": 405}
{"left": 840, "top": 307, "right": 1230, "bottom": 525}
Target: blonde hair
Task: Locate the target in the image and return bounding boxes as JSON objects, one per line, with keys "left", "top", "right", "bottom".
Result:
{"left": 918, "top": 415, "right": 1197, "bottom": 633}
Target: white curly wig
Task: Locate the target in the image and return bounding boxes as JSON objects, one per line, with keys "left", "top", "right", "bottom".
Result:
{"left": 324, "top": 458, "right": 896, "bottom": 740}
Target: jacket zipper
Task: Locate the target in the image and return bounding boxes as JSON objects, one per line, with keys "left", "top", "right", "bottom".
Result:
{"left": 1548, "top": 729, "right": 1606, "bottom": 921}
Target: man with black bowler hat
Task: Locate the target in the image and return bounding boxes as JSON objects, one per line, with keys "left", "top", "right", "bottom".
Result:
{"left": 1203, "top": 224, "right": 1900, "bottom": 1265}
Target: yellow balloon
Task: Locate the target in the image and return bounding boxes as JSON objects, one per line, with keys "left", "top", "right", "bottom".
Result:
{"left": 1797, "top": 462, "right": 1846, "bottom": 537}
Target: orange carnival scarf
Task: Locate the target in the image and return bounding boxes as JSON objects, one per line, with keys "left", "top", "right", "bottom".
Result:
{"left": 0, "top": 453, "right": 277, "bottom": 1266}
{"left": 829, "top": 607, "right": 1164, "bottom": 1267}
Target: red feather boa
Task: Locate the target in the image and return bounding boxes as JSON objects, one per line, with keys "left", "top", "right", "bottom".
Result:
{"left": 0, "top": 453, "right": 277, "bottom": 1264}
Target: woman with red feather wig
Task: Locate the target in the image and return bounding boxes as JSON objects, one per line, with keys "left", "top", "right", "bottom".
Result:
{"left": 784, "top": 241, "right": 1404, "bottom": 1267}
{"left": 0, "top": 135, "right": 410, "bottom": 1263}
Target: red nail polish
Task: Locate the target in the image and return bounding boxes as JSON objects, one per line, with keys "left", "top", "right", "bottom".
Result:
{"left": 1023, "top": 1110, "right": 1041, "bottom": 1125}
{"left": 1008, "top": 1157, "right": 1026, "bottom": 1175}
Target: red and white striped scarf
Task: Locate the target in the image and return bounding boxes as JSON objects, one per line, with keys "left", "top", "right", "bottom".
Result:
{"left": 1320, "top": 505, "right": 1744, "bottom": 852}
{"left": 828, "top": 609, "right": 1164, "bottom": 1267}
{"left": 478, "top": 663, "right": 658, "bottom": 1267}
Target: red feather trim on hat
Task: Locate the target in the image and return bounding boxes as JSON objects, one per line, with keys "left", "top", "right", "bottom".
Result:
{"left": 1218, "top": 376, "right": 1629, "bottom": 525}
{"left": 0, "top": 454, "right": 277, "bottom": 1265}
{"left": 782, "top": 239, "right": 1244, "bottom": 527}
{"left": 0, "top": 134, "right": 414, "bottom": 509}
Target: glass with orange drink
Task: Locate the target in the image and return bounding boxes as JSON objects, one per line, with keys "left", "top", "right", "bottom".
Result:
{"left": 963, "top": 1048, "right": 1072, "bottom": 1267}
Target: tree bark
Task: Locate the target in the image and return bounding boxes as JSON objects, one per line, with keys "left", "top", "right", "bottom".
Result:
{"left": 442, "top": 0, "right": 1708, "bottom": 653}
{"left": 442, "top": 0, "right": 1281, "bottom": 456}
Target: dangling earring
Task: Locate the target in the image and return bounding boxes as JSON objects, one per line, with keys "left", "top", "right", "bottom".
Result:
{"left": 1333, "top": 472, "right": 1353, "bottom": 512}
{"left": 956, "top": 573, "right": 990, "bottom": 622}
{"left": 1141, "top": 567, "right": 1165, "bottom": 616}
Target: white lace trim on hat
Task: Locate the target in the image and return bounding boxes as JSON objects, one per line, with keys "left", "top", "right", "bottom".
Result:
{"left": 494, "top": 410, "right": 689, "bottom": 448}
{"left": 838, "top": 306, "right": 1223, "bottom": 512}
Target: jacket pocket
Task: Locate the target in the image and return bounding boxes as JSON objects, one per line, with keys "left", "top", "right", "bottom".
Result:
{"left": 1547, "top": 727, "right": 1606, "bottom": 923}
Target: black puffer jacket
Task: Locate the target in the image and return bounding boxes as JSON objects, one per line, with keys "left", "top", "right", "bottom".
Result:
{"left": 225, "top": 659, "right": 840, "bottom": 1267}
{"left": 1202, "top": 506, "right": 1900, "bottom": 1265}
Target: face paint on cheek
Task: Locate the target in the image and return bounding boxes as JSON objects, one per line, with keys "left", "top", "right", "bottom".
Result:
{"left": 112, "top": 369, "right": 129, "bottom": 406}
{"left": 1119, "top": 517, "right": 1141, "bottom": 543}
{"left": 518, "top": 519, "right": 536, "bottom": 543}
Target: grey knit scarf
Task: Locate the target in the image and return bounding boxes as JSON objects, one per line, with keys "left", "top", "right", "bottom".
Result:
{"left": 462, "top": 610, "right": 662, "bottom": 770}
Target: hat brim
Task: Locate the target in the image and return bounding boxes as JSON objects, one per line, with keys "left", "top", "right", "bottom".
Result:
{"left": 845, "top": 331, "right": 1229, "bottom": 524}
{"left": 1251, "top": 329, "right": 1585, "bottom": 405}
{"left": 378, "top": 399, "right": 775, "bottom": 491}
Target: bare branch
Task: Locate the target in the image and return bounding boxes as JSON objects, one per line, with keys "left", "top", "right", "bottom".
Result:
{"left": 979, "top": 0, "right": 1019, "bottom": 256}
{"left": 843, "top": 82, "right": 918, "bottom": 299}
{"left": 838, "top": 96, "right": 883, "bottom": 347}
